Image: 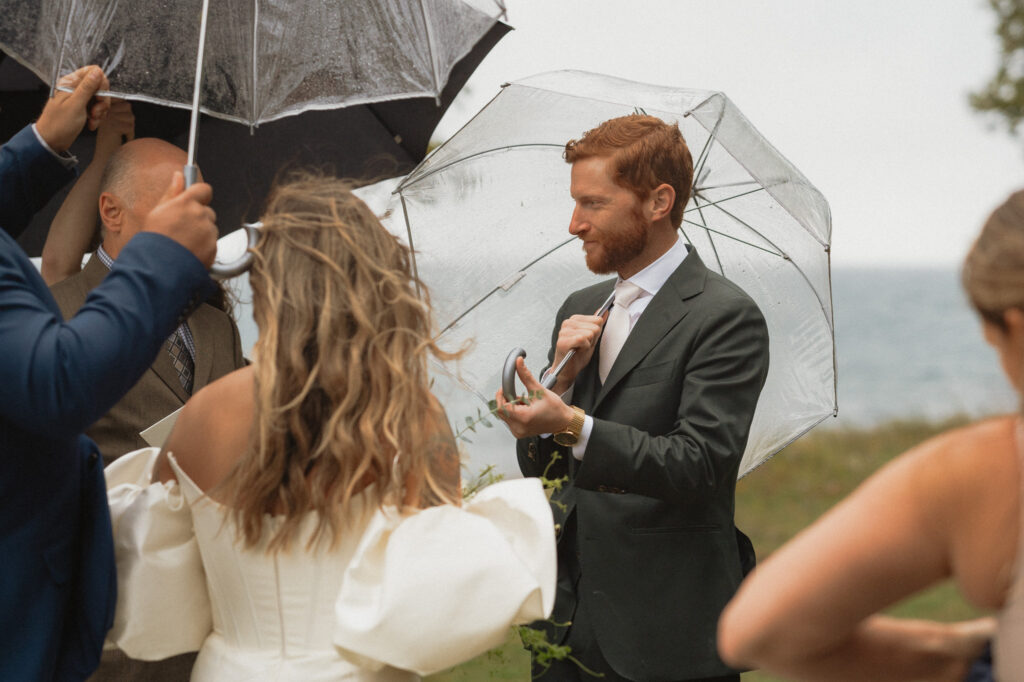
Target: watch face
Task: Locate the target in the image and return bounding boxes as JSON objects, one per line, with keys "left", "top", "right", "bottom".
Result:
{"left": 553, "top": 432, "right": 578, "bottom": 447}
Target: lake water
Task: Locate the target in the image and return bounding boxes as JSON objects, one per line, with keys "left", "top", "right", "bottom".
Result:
{"left": 228, "top": 266, "right": 1013, "bottom": 430}
{"left": 211, "top": 265, "right": 1024, "bottom": 477}
{"left": 829, "top": 267, "right": 1017, "bottom": 427}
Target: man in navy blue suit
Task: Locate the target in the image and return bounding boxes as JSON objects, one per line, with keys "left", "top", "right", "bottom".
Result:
{"left": 0, "top": 65, "right": 220, "bottom": 681}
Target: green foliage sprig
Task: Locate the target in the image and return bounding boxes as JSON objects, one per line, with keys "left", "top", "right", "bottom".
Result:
{"left": 452, "top": 390, "right": 545, "bottom": 444}
{"left": 454, "top": 392, "right": 602, "bottom": 677}
{"left": 517, "top": 623, "right": 603, "bottom": 678}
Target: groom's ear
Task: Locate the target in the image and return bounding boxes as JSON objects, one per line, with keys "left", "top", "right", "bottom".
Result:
{"left": 647, "top": 183, "right": 675, "bottom": 223}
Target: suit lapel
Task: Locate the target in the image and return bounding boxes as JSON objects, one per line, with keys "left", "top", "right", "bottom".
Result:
{"left": 80, "top": 252, "right": 109, "bottom": 290}
{"left": 591, "top": 247, "right": 708, "bottom": 411}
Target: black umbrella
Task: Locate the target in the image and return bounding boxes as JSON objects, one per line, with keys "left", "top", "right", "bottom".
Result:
{"left": 0, "top": 19, "right": 509, "bottom": 257}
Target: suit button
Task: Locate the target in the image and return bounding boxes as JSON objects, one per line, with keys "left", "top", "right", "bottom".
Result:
{"left": 527, "top": 443, "right": 538, "bottom": 461}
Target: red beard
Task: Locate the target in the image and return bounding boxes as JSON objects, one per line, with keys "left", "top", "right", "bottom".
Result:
{"left": 584, "top": 207, "right": 650, "bottom": 275}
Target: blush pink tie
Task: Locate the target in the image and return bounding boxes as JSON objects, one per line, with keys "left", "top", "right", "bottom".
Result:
{"left": 599, "top": 280, "right": 645, "bottom": 383}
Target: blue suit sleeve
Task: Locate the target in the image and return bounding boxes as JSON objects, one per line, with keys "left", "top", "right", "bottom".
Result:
{"left": 0, "top": 126, "right": 75, "bottom": 240}
{"left": 0, "top": 233, "right": 213, "bottom": 439}
{"left": 0, "top": 125, "right": 215, "bottom": 439}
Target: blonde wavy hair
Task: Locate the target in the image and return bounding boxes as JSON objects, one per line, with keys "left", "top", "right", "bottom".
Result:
{"left": 226, "top": 172, "right": 461, "bottom": 551}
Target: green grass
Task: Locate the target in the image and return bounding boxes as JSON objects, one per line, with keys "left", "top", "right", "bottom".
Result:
{"left": 427, "top": 416, "right": 981, "bottom": 682}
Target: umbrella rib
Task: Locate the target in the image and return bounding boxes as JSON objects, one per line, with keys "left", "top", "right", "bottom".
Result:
{"left": 437, "top": 235, "right": 578, "bottom": 335}
{"left": 399, "top": 143, "right": 566, "bottom": 190}
{"left": 691, "top": 132, "right": 715, "bottom": 188}
{"left": 678, "top": 224, "right": 694, "bottom": 247}
{"left": 50, "top": 4, "right": 75, "bottom": 97}
{"left": 397, "top": 84, "right": 508, "bottom": 193}
{"left": 691, "top": 196, "right": 726, "bottom": 276}
{"left": 399, "top": 192, "right": 422, "bottom": 298}
{"left": 694, "top": 179, "right": 761, "bottom": 192}
{"left": 688, "top": 94, "right": 727, "bottom": 184}
{"left": 684, "top": 186, "right": 766, "bottom": 213}
{"left": 417, "top": 0, "right": 442, "bottom": 103}
{"left": 680, "top": 219, "right": 784, "bottom": 258}
{"left": 709, "top": 201, "right": 833, "bottom": 331}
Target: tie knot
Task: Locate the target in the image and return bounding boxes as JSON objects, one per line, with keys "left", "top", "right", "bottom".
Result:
{"left": 613, "top": 280, "right": 645, "bottom": 310}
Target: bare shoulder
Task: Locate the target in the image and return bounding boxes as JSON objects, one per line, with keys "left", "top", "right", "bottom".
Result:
{"left": 901, "top": 416, "right": 1019, "bottom": 607}
{"left": 901, "top": 416, "right": 1017, "bottom": 488}
{"left": 891, "top": 416, "right": 1017, "bottom": 525}
{"left": 162, "top": 365, "right": 255, "bottom": 493}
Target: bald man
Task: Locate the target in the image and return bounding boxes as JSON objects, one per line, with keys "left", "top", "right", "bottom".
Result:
{"left": 52, "top": 138, "right": 245, "bottom": 462}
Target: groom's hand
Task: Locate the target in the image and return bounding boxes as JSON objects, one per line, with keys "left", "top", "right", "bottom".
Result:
{"left": 549, "top": 312, "right": 606, "bottom": 394}
{"left": 494, "top": 357, "right": 575, "bottom": 438}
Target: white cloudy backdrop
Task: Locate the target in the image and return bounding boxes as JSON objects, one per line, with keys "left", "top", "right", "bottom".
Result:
{"left": 437, "top": 0, "right": 1024, "bottom": 267}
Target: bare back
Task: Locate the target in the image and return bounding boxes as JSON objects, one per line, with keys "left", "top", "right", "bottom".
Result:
{"left": 932, "top": 416, "right": 1019, "bottom": 609}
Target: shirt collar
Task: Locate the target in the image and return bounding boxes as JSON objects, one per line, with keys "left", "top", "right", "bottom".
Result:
{"left": 623, "top": 236, "right": 687, "bottom": 296}
{"left": 95, "top": 244, "right": 114, "bottom": 270}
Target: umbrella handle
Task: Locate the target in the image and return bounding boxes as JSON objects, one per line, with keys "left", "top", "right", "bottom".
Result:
{"left": 183, "top": 164, "right": 258, "bottom": 279}
{"left": 209, "top": 222, "right": 261, "bottom": 280}
{"left": 502, "top": 347, "right": 527, "bottom": 402}
{"left": 502, "top": 347, "right": 562, "bottom": 402}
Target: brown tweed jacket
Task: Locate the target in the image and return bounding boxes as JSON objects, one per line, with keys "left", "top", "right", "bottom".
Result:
{"left": 50, "top": 252, "right": 246, "bottom": 464}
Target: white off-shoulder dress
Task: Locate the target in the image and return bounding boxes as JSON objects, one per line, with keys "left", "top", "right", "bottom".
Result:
{"left": 104, "top": 447, "right": 556, "bottom": 681}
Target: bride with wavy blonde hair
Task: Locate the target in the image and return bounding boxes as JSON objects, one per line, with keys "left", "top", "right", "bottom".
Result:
{"left": 225, "top": 172, "right": 461, "bottom": 543}
{"left": 103, "top": 173, "right": 556, "bottom": 681}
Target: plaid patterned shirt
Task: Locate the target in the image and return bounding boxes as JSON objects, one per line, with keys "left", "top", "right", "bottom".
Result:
{"left": 95, "top": 245, "right": 196, "bottom": 360}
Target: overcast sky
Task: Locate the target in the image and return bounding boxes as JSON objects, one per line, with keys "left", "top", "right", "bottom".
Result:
{"left": 436, "top": 0, "right": 1024, "bottom": 267}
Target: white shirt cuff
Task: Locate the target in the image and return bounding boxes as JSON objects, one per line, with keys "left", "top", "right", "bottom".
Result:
{"left": 571, "top": 416, "right": 593, "bottom": 460}
{"left": 31, "top": 123, "right": 78, "bottom": 168}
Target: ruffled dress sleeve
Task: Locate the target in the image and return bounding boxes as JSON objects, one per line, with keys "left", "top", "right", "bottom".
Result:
{"left": 333, "top": 477, "right": 557, "bottom": 675}
{"left": 104, "top": 447, "right": 213, "bottom": 660}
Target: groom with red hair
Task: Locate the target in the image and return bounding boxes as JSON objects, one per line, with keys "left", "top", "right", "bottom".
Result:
{"left": 498, "top": 114, "right": 769, "bottom": 681}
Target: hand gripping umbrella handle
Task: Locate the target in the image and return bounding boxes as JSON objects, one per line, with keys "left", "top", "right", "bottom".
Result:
{"left": 182, "top": 166, "right": 259, "bottom": 279}
{"left": 501, "top": 292, "right": 615, "bottom": 402}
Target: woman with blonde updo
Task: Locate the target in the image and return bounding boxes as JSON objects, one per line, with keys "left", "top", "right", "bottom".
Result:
{"left": 717, "top": 190, "right": 1024, "bottom": 681}
{"left": 102, "top": 173, "right": 556, "bottom": 681}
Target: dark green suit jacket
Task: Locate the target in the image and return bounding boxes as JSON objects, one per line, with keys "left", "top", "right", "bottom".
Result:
{"left": 517, "top": 247, "right": 769, "bottom": 681}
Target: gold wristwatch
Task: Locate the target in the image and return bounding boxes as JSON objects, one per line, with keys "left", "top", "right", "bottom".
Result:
{"left": 553, "top": 406, "right": 586, "bottom": 447}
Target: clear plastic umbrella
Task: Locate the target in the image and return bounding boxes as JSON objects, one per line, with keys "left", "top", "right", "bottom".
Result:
{"left": 0, "top": 0, "right": 507, "bottom": 275}
{"left": 0, "top": 0, "right": 506, "bottom": 125}
{"left": 382, "top": 70, "right": 835, "bottom": 478}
